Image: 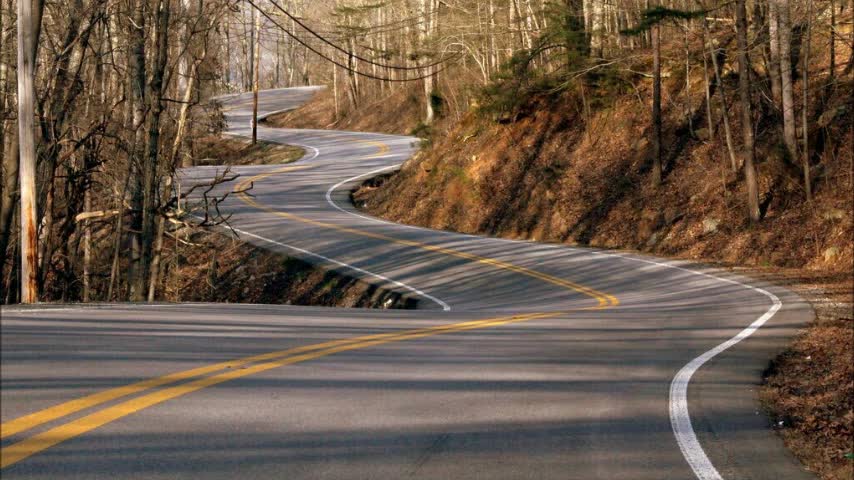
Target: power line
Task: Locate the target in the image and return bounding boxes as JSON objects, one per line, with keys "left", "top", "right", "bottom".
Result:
{"left": 260, "top": 0, "right": 455, "bottom": 72}
{"left": 244, "top": 0, "right": 458, "bottom": 82}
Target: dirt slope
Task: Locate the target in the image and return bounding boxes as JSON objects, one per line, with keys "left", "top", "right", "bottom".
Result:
{"left": 263, "top": 85, "right": 424, "bottom": 135}
{"left": 351, "top": 42, "right": 853, "bottom": 479}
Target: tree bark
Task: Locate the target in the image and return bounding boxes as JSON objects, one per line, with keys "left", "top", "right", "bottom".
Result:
{"left": 128, "top": 0, "right": 147, "bottom": 301}
{"left": 736, "top": 0, "right": 761, "bottom": 222}
{"left": 421, "top": 0, "right": 435, "bottom": 124}
{"left": 137, "top": 0, "right": 171, "bottom": 300}
{"left": 767, "top": 0, "right": 782, "bottom": 107}
{"left": 775, "top": 0, "right": 797, "bottom": 161}
{"left": 801, "top": 0, "right": 812, "bottom": 201}
{"left": 17, "top": 0, "right": 39, "bottom": 303}
{"left": 651, "top": 22, "right": 662, "bottom": 187}
{"left": 0, "top": 135, "right": 19, "bottom": 282}
{"left": 704, "top": 19, "right": 739, "bottom": 171}
{"left": 82, "top": 187, "right": 91, "bottom": 302}
{"left": 252, "top": 6, "right": 260, "bottom": 144}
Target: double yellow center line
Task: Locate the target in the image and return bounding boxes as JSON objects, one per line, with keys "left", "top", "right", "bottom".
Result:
{"left": 0, "top": 138, "right": 617, "bottom": 469}
{"left": 1, "top": 311, "right": 557, "bottom": 468}
{"left": 234, "top": 152, "right": 617, "bottom": 309}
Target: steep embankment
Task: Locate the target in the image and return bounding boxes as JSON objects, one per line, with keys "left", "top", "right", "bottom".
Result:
{"left": 356, "top": 85, "right": 852, "bottom": 274}
{"left": 162, "top": 135, "right": 415, "bottom": 309}
{"left": 348, "top": 41, "right": 853, "bottom": 480}
{"left": 263, "top": 85, "right": 424, "bottom": 135}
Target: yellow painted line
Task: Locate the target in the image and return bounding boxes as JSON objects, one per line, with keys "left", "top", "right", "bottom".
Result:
{"left": 0, "top": 164, "right": 314, "bottom": 442}
{"left": 0, "top": 331, "right": 380, "bottom": 441}
{"left": 233, "top": 151, "right": 618, "bottom": 309}
{"left": 0, "top": 137, "right": 618, "bottom": 468}
{"left": 1, "top": 311, "right": 559, "bottom": 468}
{"left": 355, "top": 140, "right": 390, "bottom": 158}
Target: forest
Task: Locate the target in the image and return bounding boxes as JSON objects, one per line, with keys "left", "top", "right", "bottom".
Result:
{"left": 0, "top": 0, "right": 850, "bottom": 304}
{"left": 0, "top": 0, "right": 851, "bottom": 478}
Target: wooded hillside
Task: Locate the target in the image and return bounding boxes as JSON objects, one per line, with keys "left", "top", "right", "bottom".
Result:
{"left": 1, "top": 0, "right": 850, "bottom": 303}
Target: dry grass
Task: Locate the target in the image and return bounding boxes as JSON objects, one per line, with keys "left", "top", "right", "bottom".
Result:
{"left": 194, "top": 135, "right": 305, "bottom": 166}
{"left": 169, "top": 136, "right": 413, "bottom": 308}
{"left": 352, "top": 45, "right": 853, "bottom": 479}
{"left": 264, "top": 85, "right": 424, "bottom": 135}
{"left": 160, "top": 228, "right": 415, "bottom": 309}
{"left": 754, "top": 268, "right": 854, "bottom": 480}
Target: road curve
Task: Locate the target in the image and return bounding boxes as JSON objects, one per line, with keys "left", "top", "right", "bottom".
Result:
{"left": 1, "top": 87, "right": 815, "bottom": 479}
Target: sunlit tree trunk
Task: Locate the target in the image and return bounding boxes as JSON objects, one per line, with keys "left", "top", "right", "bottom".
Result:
{"left": 17, "top": 0, "right": 39, "bottom": 303}
{"left": 801, "top": 0, "right": 812, "bottom": 201}
{"left": 128, "top": 0, "right": 147, "bottom": 301}
{"left": 775, "top": 0, "right": 797, "bottom": 161}
{"left": 252, "top": 7, "right": 260, "bottom": 144}
{"left": 651, "top": 22, "right": 662, "bottom": 187}
{"left": 736, "top": 0, "right": 760, "bottom": 222}
{"left": 767, "top": 0, "right": 782, "bottom": 108}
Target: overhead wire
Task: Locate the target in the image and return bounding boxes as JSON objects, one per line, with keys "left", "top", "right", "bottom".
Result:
{"left": 261, "top": 0, "right": 459, "bottom": 72}
{"left": 244, "top": 0, "right": 458, "bottom": 82}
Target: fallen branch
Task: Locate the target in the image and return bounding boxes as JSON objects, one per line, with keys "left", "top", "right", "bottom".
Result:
{"left": 75, "top": 209, "right": 122, "bottom": 222}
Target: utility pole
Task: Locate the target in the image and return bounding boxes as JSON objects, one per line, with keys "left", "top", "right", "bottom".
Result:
{"left": 651, "top": 20, "right": 662, "bottom": 187}
{"left": 251, "top": 6, "right": 260, "bottom": 144}
{"left": 17, "top": 0, "right": 38, "bottom": 303}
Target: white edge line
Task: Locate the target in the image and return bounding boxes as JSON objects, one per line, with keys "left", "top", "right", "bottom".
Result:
{"left": 326, "top": 159, "right": 787, "bottom": 480}
{"left": 325, "top": 165, "right": 402, "bottom": 221}
{"left": 590, "top": 251, "right": 782, "bottom": 480}
{"left": 191, "top": 125, "right": 450, "bottom": 312}
{"left": 198, "top": 218, "right": 450, "bottom": 312}
{"left": 226, "top": 90, "right": 781, "bottom": 479}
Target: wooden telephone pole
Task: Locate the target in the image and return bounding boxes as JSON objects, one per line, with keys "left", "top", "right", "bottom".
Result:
{"left": 251, "top": 6, "right": 260, "bottom": 144}
{"left": 17, "top": 0, "right": 38, "bottom": 303}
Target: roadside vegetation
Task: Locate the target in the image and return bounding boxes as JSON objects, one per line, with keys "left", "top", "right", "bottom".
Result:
{"left": 166, "top": 227, "right": 416, "bottom": 308}
{"left": 195, "top": 136, "right": 305, "bottom": 166}
{"left": 1, "top": 0, "right": 850, "bottom": 475}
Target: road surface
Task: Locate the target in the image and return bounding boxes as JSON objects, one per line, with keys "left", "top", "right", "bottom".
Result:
{"left": 1, "top": 87, "right": 815, "bottom": 479}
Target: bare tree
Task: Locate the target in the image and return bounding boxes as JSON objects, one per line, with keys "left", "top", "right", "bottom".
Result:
{"left": 17, "top": 0, "right": 40, "bottom": 302}
{"left": 775, "top": 0, "right": 798, "bottom": 161}
{"left": 651, "top": 20, "right": 662, "bottom": 186}
{"left": 735, "top": 0, "right": 760, "bottom": 222}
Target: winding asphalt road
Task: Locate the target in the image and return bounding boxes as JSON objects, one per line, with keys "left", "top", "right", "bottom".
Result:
{"left": 1, "top": 87, "right": 816, "bottom": 479}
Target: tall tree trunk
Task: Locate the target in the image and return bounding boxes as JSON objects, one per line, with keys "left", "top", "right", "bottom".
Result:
{"left": 829, "top": 0, "right": 835, "bottom": 80}
{"left": 225, "top": 17, "right": 232, "bottom": 88}
{"left": 107, "top": 171, "right": 130, "bottom": 301}
{"left": 128, "top": 0, "right": 147, "bottom": 301}
{"left": 767, "top": 0, "right": 782, "bottom": 107}
{"left": 0, "top": 136, "right": 19, "bottom": 283}
{"left": 82, "top": 187, "right": 91, "bottom": 302}
{"left": 702, "top": 18, "right": 738, "bottom": 171}
{"left": 801, "top": 0, "right": 812, "bottom": 201}
{"left": 252, "top": 7, "right": 260, "bottom": 144}
{"left": 736, "top": 0, "right": 760, "bottom": 222}
{"left": 775, "top": 0, "right": 797, "bottom": 160}
{"left": 17, "top": 0, "right": 39, "bottom": 303}
{"left": 701, "top": 36, "right": 715, "bottom": 140}
{"left": 651, "top": 22, "right": 662, "bottom": 187}
{"left": 137, "top": 0, "right": 171, "bottom": 300}
{"left": 591, "top": 0, "right": 604, "bottom": 57}
{"left": 421, "top": 0, "right": 435, "bottom": 124}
